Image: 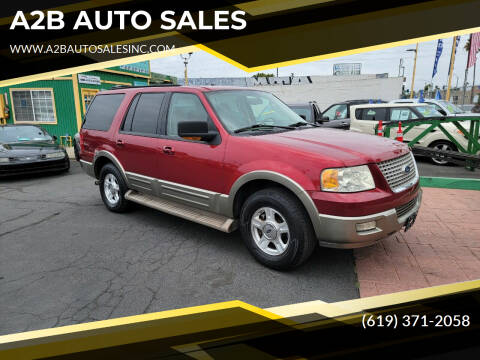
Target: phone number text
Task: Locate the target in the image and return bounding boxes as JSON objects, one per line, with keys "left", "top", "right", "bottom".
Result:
{"left": 361, "top": 314, "right": 471, "bottom": 329}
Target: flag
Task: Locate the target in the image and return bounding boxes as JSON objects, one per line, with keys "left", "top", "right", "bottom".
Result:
{"left": 432, "top": 39, "right": 443, "bottom": 78}
{"left": 419, "top": 90, "right": 424, "bottom": 102}
{"left": 448, "top": 36, "right": 460, "bottom": 75}
{"left": 467, "top": 32, "right": 480, "bottom": 68}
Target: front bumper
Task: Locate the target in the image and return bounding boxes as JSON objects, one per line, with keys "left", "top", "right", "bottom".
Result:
{"left": 0, "top": 157, "right": 69, "bottom": 177}
{"left": 316, "top": 188, "right": 422, "bottom": 249}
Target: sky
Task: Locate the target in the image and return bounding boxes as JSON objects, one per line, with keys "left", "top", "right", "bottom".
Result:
{"left": 150, "top": 34, "right": 479, "bottom": 92}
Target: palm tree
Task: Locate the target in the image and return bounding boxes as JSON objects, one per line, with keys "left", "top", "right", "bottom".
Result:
{"left": 464, "top": 37, "right": 480, "bottom": 54}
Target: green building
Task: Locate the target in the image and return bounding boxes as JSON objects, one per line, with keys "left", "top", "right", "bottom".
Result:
{"left": 0, "top": 61, "right": 151, "bottom": 144}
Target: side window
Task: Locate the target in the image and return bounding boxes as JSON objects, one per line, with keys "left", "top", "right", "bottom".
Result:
{"left": 82, "top": 94, "right": 125, "bottom": 131}
{"left": 358, "top": 108, "right": 387, "bottom": 120}
{"left": 390, "top": 108, "right": 416, "bottom": 121}
{"left": 323, "top": 104, "right": 348, "bottom": 120}
{"left": 129, "top": 93, "right": 165, "bottom": 135}
{"left": 166, "top": 93, "right": 211, "bottom": 137}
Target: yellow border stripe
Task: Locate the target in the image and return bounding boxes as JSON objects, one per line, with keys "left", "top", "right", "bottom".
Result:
{"left": 3, "top": 25, "right": 479, "bottom": 88}
{"left": 198, "top": 25, "right": 480, "bottom": 73}
{"left": 267, "top": 279, "right": 480, "bottom": 318}
{"left": 0, "top": 300, "right": 281, "bottom": 345}
{"left": 0, "top": 46, "right": 200, "bottom": 87}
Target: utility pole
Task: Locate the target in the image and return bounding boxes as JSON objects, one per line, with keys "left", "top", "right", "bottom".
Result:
{"left": 446, "top": 36, "right": 459, "bottom": 101}
{"left": 180, "top": 52, "right": 193, "bottom": 85}
{"left": 407, "top": 44, "right": 418, "bottom": 98}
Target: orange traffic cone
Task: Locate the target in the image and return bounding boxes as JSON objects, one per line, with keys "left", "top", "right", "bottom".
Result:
{"left": 377, "top": 120, "right": 383, "bottom": 136}
{"left": 396, "top": 121, "right": 403, "bottom": 142}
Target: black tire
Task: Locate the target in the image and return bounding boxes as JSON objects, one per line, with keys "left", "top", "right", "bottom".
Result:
{"left": 239, "top": 187, "right": 317, "bottom": 270}
{"left": 64, "top": 158, "right": 70, "bottom": 172}
{"left": 428, "top": 140, "right": 457, "bottom": 166}
{"left": 99, "top": 163, "right": 130, "bottom": 212}
{"left": 73, "top": 138, "right": 80, "bottom": 161}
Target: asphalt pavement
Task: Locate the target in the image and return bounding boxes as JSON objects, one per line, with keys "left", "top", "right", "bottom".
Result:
{"left": 415, "top": 156, "right": 480, "bottom": 179}
{"left": 0, "top": 163, "right": 358, "bottom": 335}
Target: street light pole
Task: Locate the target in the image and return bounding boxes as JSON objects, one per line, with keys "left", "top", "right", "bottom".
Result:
{"left": 407, "top": 44, "right": 419, "bottom": 99}
{"left": 180, "top": 52, "right": 193, "bottom": 85}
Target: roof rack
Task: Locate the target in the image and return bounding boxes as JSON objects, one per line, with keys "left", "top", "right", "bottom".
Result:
{"left": 111, "top": 84, "right": 181, "bottom": 90}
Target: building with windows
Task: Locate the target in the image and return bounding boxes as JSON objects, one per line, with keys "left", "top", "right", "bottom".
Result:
{"left": 0, "top": 61, "right": 151, "bottom": 143}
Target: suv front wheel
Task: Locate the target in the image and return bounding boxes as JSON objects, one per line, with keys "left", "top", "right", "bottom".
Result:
{"left": 99, "top": 163, "right": 130, "bottom": 212}
{"left": 239, "top": 187, "right": 316, "bottom": 270}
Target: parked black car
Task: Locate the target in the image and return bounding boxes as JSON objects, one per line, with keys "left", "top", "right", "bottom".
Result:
{"left": 288, "top": 101, "right": 322, "bottom": 122}
{"left": 0, "top": 125, "right": 70, "bottom": 177}
{"left": 321, "top": 99, "right": 387, "bottom": 129}
{"left": 288, "top": 101, "right": 347, "bottom": 129}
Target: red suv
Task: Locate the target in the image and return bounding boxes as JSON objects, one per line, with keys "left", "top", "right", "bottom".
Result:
{"left": 79, "top": 86, "right": 421, "bottom": 270}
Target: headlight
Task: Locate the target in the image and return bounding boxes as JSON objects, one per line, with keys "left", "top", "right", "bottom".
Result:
{"left": 45, "top": 151, "right": 65, "bottom": 159}
{"left": 0, "top": 157, "right": 9, "bottom": 163}
{"left": 321, "top": 165, "right": 375, "bottom": 192}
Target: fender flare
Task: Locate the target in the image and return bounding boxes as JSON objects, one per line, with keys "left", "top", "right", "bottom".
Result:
{"left": 93, "top": 150, "right": 129, "bottom": 185}
{"left": 227, "top": 170, "right": 321, "bottom": 238}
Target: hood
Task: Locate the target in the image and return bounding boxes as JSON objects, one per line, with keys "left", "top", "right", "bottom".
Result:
{"left": 0, "top": 141, "right": 63, "bottom": 156}
{"left": 252, "top": 128, "right": 409, "bottom": 165}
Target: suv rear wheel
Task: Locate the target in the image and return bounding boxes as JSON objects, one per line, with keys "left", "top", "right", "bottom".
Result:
{"left": 99, "top": 163, "right": 130, "bottom": 212}
{"left": 239, "top": 187, "right": 316, "bottom": 270}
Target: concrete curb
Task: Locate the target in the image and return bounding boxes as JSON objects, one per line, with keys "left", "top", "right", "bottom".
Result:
{"left": 420, "top": 176, "right": 480, "bottom": 191}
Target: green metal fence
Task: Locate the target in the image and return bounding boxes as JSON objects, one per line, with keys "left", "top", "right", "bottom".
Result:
{"left": 375, "top": 116, "right": 480, "bottom": 169}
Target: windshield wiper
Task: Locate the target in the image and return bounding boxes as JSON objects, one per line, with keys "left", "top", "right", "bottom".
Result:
{"left": 288, "top": 121, "right": 319, "bottom": 128}
{"left": 234, "top": 123, "right": 294, "bottom": 133}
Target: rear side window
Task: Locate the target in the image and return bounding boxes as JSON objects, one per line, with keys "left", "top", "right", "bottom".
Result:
{"left": 356, "top": 108, "right": 387, "bottom": 120}
{"left": 83, "top": 94, "right": 125, "bottom": 131}
{"left": 390, "top": 108, "right": 418, "bottom": 120}
{"left": 127, "top": 93, "right": 165, "bottom": 135}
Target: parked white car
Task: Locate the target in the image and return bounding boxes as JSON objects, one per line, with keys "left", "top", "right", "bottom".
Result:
{"left": 350, "top": 103, "right": 473, "bottom": 165}
{"left": 390, "top": 98, "right": 473, "bottom": 117}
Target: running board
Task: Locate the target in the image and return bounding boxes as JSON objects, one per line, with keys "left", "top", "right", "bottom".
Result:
{"left": 124, "top": 190, "right": 237, "bottom": 233}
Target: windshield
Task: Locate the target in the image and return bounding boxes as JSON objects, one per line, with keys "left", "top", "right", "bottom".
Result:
{"left": 413, "top": 105, "right": 444, "bottom": 117}
{"left": 0, "top": 126, "right": 52, "bottom": 144}
{"left": 205, "top": 90, "right": 305, "bottom": 132}
{"left": 438, "top": 100, "right": 464, "bottom": 114}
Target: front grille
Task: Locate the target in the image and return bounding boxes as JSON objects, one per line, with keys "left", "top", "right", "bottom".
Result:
{"left": 396, "top": 196, "right": 417, "bottom": 218}
{"left": 0, "top": 158, "right": 68, "bottom": 176}
{"left": 377, "top": 152, "right": 418, "bottom": 193}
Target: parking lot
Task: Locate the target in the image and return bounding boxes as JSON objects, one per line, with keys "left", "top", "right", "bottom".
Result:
{"left": 1, "top": 156, "right": 479, "bottom": 335}
{"left": 0, "top": 162, "right": 358, "bottom": 335}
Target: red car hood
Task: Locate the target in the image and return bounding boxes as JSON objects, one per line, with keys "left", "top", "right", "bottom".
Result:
{"left": 255, "top": 128, "right": 409, "bottom": 165}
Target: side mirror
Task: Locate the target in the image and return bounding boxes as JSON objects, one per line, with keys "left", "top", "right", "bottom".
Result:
{"left": 178, "top": 121, "right": 217, "bottom": 141}
{"left": 319, "top": 116, "right": 329, "bottom": 123}
{"left": 438, "top": 109, "right": 447, "bottom": 116}
{"left": 52, "top": 135, "right": 58, "bottom": 141}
